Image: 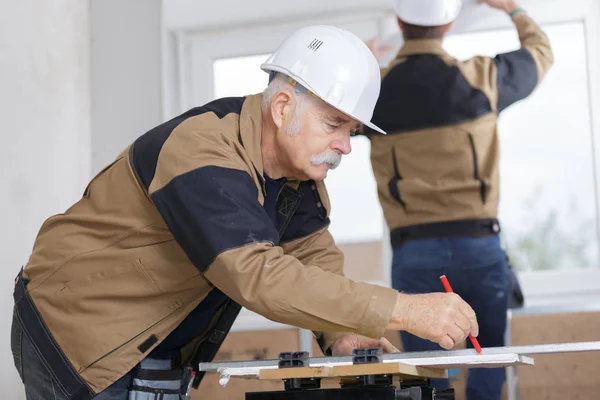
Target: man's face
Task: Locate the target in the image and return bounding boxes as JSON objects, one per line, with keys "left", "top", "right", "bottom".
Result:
{"left": 278, "top": 97, "right": 359, "bottom": 182}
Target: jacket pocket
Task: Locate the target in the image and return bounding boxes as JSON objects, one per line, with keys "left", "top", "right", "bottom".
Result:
{"left": 52, "top": 258, "right": 181, "bottom": 372}
{"left": 81, "top": 299, "right": 183, "bottom": 374}
{"left": 467, "top": 133, "right": 488, "bottom": 204}
{"left": 388, "top": 146, "right": 407, "bottom": 208}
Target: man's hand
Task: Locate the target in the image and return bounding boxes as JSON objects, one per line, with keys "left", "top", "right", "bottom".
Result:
{"left": 330, "top": 334, "right": 399, "bottom": 356}
{"left": 365, "top": 36, "right": 395, "bottom": 63}
{"left": 478, "top": 0, "right": 520, "bottom": 14}
{"left": 389, "top": 293, "right": 479, "bottom": 350}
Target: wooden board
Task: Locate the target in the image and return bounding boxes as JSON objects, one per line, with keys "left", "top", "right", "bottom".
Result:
{"left": 333, "top": 362, "right": 447, "bottom": 379}
{"left": 258, "top": 362, "right": 447, "bottom": 381}
{"left": 259, "top": 366, "right": 334, "bottom": 380}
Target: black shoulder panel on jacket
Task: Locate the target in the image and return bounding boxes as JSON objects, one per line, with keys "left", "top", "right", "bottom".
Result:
{"left": 366, "top": 55, "right": 492, "bottom": 135}
{"left": 151, "top": 165, "right": 279, "bottom": 273}
{"left": 495, "top": 47, "right": 538, "bottom": 112}
{"left": 131, "top": 97, "right": 245, "bottom": 190}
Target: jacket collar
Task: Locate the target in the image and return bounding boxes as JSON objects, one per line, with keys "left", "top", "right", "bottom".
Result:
{"left": 396, "top": 39, "right": 447, "bottom": 58}
{"left": 239, "top": 93, "right": 265, "bottom": 178}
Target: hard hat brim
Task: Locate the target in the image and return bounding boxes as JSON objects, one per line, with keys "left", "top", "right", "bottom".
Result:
{"left": 363, "top": 121, "right": 386, "bottom": 135}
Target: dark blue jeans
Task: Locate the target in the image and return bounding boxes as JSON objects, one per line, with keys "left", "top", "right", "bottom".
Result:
{"left": 10, "top": 309, "right": 182, "bottom": 399}
{"left": 392, "top": 235, "right": 510, "bottom": 400}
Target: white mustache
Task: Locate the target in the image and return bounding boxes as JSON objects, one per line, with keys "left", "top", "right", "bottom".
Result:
{"left": 311, "top": 151, "right": 342, "bottom": 170}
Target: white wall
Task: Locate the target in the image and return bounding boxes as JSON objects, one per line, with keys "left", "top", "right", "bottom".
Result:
{"left": 91, "top": 0, "right": 162, "bottom": 173}
{"left": 163, "top": 0, "right": 392, "bottom": 31}
{"left": 0, "top": 0, "right": 91, "bottom": 397}
{"left": 0, "top": 0, "right": 162, "bottom": 394}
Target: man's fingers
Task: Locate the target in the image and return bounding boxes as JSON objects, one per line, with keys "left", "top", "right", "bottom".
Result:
{"left": 459, "top": 303, "right": 479, "bottom": 337}
{"left": 379, "top": 338, "right": 400, "bottom": 353}
{"left": 439, "top": 335, "right": 454, "bottom": 350}
{"left": 454, "top": 312, "right": 471, "bottom": 335}
{"left": 458, "top": 301, "right": 476, "bottom": 320}
{"left": 470, "top": 320, "right": 479, "bottom": 337}
{"left": 448, "top": 324, "right": 467, "bottom": 346}
{"left": 467, "top": 314, "right": 479, "bottom": 337}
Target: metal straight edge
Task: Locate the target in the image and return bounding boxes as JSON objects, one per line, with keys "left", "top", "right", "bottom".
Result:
{"left": 198, "top": 341, "right": 600, "bottom": 372}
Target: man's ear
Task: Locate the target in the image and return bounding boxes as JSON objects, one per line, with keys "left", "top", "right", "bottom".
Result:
{"left": 271, "top": 90, "right": 293, "bottom": 130}
{"left": 397, "top": 18, "right": 404, "bottom": 32}
{"left": 444, "top": 21, "right": 455, "bottom": 34}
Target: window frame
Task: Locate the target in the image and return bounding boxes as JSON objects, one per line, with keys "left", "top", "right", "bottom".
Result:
{"left": 445, "top": 0, "right": 600, "bottom": 305}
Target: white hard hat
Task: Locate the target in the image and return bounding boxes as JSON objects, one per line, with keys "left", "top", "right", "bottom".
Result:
{"left": 261, "top": 25, "right": 386, "bottom": 134}
{"left": 393, "top": 0, "right": 462, "bottom": 26}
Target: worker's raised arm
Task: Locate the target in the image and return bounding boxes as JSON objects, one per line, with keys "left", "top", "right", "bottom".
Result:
{"left": 473, "top": 1, "right": 554, "bottom": 112}
{"left": 510, "top": 7, "right": 554, "bottom": 86}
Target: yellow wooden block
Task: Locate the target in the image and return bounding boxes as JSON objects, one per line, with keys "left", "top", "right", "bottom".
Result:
{"left": 260, "top": 366, "right": 333, "bottom": 380}
{"left": 333, "top": 363, "right": 447, "bottom": 379}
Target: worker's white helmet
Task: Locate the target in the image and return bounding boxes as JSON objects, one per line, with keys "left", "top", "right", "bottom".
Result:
{"left": 261, "top": 25, "right": 386, "bottom": 134}
{"left": 393, "top": 0, "right": 462, "bottom": 26}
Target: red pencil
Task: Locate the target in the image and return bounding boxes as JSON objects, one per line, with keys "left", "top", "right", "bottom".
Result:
{"left": 439, "top": 275, "right": 482, "bottom": 354}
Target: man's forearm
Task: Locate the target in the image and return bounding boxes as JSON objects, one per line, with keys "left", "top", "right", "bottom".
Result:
{"left": 504, "top": 1, "right": 521, "bottom": 15}
{"left": 509, "top": 3, "right": 554, "bottom": 81}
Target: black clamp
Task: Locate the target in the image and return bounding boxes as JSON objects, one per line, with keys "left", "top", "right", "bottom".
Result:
{"left": 342, "top": 347, "right": 392, "bottom": 388}
{"left": 277, "top": 351, "right": 320, "bottom": 391}
{"left": 352, "top": 347, "right": 383, "bottom": 365}
{"left": 278, "top": 351, "right": 309, "bottom": 368}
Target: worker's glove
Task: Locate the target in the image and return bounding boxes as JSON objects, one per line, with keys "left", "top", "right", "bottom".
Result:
{"left": 393, "top": 292, "right": 479, "bottom": 350}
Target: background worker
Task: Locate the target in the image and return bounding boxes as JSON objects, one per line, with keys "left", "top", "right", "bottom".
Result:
{"left": 364, "top": 0, "right": 554, "bottom": 398}
{"left": 11, "top": 25, "right": 479, "bottom": 400}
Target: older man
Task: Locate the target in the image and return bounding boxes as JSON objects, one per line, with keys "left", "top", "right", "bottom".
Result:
{"left": 11, "top": 25, "right": 478, "bottom": 399}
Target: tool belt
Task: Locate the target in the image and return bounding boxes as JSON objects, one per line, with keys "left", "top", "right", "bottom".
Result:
{"left": 129, "top": 358, "right": 194, "bottom": 400}
{"left": 390, "top": 218, "right": 501, "bottom": 247}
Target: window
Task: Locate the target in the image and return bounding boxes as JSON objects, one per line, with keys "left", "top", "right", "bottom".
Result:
{"left": 325, "top": 137, "right": 384, "bottom": 243}
{"left": 213, "top": 54, "right": 271, "bottom": 99}
{"left": 444, "top": 22, "right": 598, "bottom": 271}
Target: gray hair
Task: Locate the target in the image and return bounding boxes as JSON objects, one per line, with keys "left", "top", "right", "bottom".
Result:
{"left": 262, "top": 73, "right": 311, "bottom": 137}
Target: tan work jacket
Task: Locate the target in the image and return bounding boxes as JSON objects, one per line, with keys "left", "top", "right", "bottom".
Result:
{"left": 18, "top": 94, "right": 398, "bottom": 396}
{"left": 368, "top": 13, "right": 554, "bottom": 232}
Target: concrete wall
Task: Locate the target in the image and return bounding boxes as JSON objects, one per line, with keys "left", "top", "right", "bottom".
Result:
{"left": 0, "top": 0, "right": 163, "bottom": 394}
{"left": 0, "top": 0, "right": 92, "bottom": 397}
{"left": 91, "top": 0, "right": 162, "bottom": 173}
